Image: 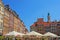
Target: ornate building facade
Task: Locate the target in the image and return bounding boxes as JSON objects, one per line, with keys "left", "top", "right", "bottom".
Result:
{"left": 0, "top": 0, "right": 28, "bottom": 35}
{"left": 30, "top": 13, "right": 60, "bottom": 36}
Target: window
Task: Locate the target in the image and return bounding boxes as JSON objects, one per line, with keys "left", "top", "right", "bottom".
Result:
{"left": 57, "top": 24, "right": 60, "bottom": 26}
{"left": 45, "top": 27, "right": 51, "bottom": 32}
{"left": 0, "top": 4, "right": 1, "bottom": 11}
{"left": 45, "top": 29, "right": 50, "bottom": 32}
{"left": 0, "top": 14, "right": 3, "bottom": 20}
{"left": 31, "top": 27, "right": 35, "bottom": 31}
{"left": 50, "top": 26, "right": 57, "bottom": 32}
{"left": 1, "top": 7, "right": 4, "bottom": 12}
{"left": 17, "top": 24, "right": 20, "bottom": 27}
{"left": 0, "top": 4, "right": 4, "bottom": 12}
{"left": 4, "top": 13, "right": 9, "bottom": 17}
{"left": 51, "top": 26, "right": 56, "bottom": 29}
{"left": 0, "top": 6, "right": 1, "bottom": 11}
{"left": 0, "top": 22, "right": 3, "bottom": 29}
{"left": 38, "top": 27, "right": 42, "bottom": 31}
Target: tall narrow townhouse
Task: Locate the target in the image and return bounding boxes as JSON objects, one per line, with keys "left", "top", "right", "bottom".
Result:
{"left": 3, "top": 5, "right": 14, "bottom": 35}
{"left": 19, "top": 20, "right": 24, "bottom": 33}
{"left": 0, "top": 0, "right": 4, "bottom": 35}
{"left": 20, "top": 21, "right": 26, "bottom": 33}
{"left": 17, "top": 18, "right": 21, "bottom": 32}
{"left": 9, "top": 9, "right": 14, "bottom": 32}
{"left": 3, "top": 6, "right": 9, "bottom": 35}
{"left": 13, "top": 11, "right": 19, "bottom": 32}
{"left": 3, "top": 5, "right": 20, "bottom": 35}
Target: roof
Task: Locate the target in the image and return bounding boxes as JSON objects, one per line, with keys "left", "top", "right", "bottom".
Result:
{"left": 30, "top": 20, "right": 59, "bottom": 27}
{"left": 31, "top": 22, "right": 50, "bottom": 27}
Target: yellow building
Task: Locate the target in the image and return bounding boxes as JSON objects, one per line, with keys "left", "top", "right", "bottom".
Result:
{"left": 0, "top": 0, "right": 4, "bottom": 35}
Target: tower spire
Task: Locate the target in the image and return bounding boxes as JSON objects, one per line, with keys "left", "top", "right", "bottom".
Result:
{"left": 47, "top": 13, "right": 50, "bottom": 22}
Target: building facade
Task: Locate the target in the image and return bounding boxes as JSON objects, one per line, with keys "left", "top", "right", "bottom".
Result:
{"left": 30, "top": 13, "right": 60, "bottom": 36}
{"left": 0, "top": 0, "right": 4, "bottom": 35}
{"left": 0, "top": 0, "right": 28, "bottom": 35}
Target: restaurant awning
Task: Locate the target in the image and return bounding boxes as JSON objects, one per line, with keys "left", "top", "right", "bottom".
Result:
{"left": 44, "top": 32, "right": 58, "bottom": 37}
{"left": 26, "top": 31, "right": 43, "bottom": 36}
{"left": 5, "top": 31, "right": 25, "bottom": 37}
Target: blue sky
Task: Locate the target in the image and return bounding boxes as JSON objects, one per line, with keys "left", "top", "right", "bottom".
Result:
{"left": 2, "top": 0, "right": 60, "bottom": 31}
